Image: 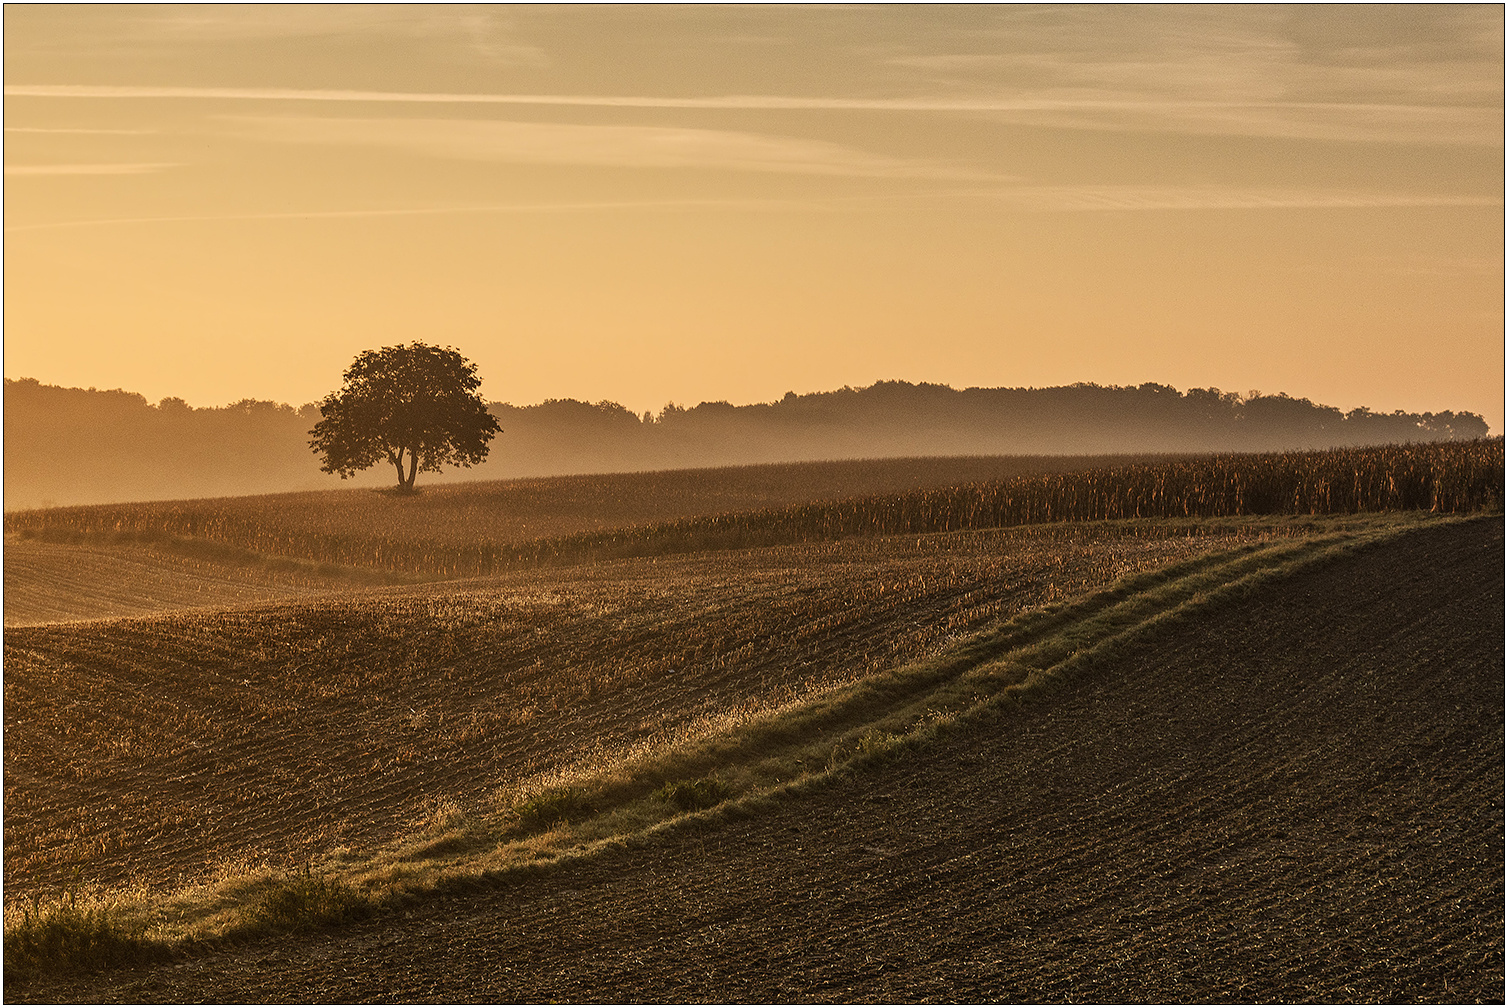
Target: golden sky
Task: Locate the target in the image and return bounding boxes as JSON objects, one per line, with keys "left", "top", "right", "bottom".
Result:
{"left": 5, "top": 4, "right": 1503, "bottom": 430}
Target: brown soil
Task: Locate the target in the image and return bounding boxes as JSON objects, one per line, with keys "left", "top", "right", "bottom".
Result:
{"left": 23, "top": 518, "right": 1502, "bottom": 1003}
{"left": 5, "top": 524, "right": 1239, "bottom": 899}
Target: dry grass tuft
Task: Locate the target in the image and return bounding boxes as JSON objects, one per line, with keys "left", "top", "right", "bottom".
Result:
{"left": 236, "top": 874, "right": 370, "bottom": 935}
{"left": 3, "top": 896, "right": 168, "bottom": 988}
{"left": 652, "top": 778, "right": 734, "bottom": 812}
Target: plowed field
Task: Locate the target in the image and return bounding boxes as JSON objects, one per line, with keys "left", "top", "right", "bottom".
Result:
{"left": 14, "top": 518, "right": 1502, "bottom": 1003}
{"left": 3, "top": 535, "right": 362, "bottom": 626}
{"left": 5, "top": 523, "right": 1246, "bottom": 900}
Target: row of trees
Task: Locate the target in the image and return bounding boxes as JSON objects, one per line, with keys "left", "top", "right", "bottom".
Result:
{"left": 484, "top": 380, "right": 1487, "bottom": 477}
{"left": 5, "top": 360, "right": 1491, "bottom": 506}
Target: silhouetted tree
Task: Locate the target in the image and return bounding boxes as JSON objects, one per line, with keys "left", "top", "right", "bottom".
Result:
{"left": 309, "top": 343, "right": 501, "bottom": 491}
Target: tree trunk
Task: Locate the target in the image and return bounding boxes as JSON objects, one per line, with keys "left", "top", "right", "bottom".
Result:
{"left": 390, "top": 449, "right": 407, "bottom": 489}
{"left": 405, "top": 449, "right": 419, "bottom": 489}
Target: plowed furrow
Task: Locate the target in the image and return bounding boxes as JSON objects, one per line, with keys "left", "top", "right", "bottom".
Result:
{"left": 6, "top": 527, "right": 1243, "bottom": 897}
{"left": 24, "top": 518, "right": 1497, "bottom": 1004}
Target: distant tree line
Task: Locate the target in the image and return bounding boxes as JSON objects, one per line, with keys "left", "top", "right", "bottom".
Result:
{"left": 5, "top": 378, "right": 324, "bottom": 509}
{"left": 4, "top": 376, "right": 1489, "bottom": 510}
{"left": 488, "top": 381, "right": 1486, "bottom": 474}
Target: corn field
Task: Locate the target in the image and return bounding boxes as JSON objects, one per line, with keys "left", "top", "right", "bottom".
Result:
{"left": 8, "top": 440, "right": 1501, "bottom": 578}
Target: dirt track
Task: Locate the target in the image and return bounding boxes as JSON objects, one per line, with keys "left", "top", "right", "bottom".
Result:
{"left": 29, "top": 517, "right": 1503, "bottom": 1003}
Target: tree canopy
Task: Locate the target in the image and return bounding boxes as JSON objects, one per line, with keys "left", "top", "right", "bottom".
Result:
{"left": 308, "top": 343, "right": 501, "bottom": 491}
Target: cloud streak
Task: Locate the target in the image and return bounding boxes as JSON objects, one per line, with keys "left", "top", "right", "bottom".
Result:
{"left": 4, "top": 162, "right": 179, "bottom": 176}
{"left": 7, "top": 184, "right": 1493, "bottom": 233}
{"left": 6, "top": 82, "right": 1245, "bottom": 108}
{"left": 222, "top": 115, "right": 998, "bottom": 179}
{"left": 2, "top": 82, "right": 1484, "bottom": 113}
{"left": 8, "top": 81, "right": 1495, "bottom": 145}
{"left": 978, "top": 185, "right": 1504, "bottom": 212}
{"left": 6, "top": 83, "right": 1498, "bottom": 145}
{"left": 129, "top": 6, "right": 549, "bottom": 66}
{"left": 1, "top": 197, "right": 802, "bottom": 233}
{"left": 5, "top": 126, "right": 158, "bottom": 134}
{"left": 882, "top": 6, "right": 1502, "bottom": 137}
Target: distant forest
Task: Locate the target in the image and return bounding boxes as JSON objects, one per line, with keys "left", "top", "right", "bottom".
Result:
{"left": 4, "top": 377, "right": 1489, "bottom": 510}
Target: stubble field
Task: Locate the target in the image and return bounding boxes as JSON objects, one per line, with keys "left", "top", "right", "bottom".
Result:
{"left": 6, "top": 522, "right": 1254, "bottom": 900}
{"left": 3, "top": 535, "right": 364, "bottom": 625}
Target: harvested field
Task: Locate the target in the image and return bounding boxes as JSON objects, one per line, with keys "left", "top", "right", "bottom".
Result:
{"left": 2, "top": 535, "right": 370, "bottom": 626}
{"left": 10, "top": 441, "right": 1498, "bottom": 579}
{"left": 20, "top": 517, "right": 1501, "bottom": 1004}
{"left": 4, "top": 453, "right": 1144, "bottom": 577}
{"left": 4, "top": 521, "right": 1259, "bottom": 901}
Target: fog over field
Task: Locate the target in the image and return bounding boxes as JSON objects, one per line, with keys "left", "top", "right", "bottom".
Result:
{"left": 4, "top": 376, "right": 1490, "bottom": 509}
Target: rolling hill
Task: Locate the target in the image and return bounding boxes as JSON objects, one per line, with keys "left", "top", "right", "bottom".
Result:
{"left": 13, "top": 516, "right": 1502, "bottom": 1002}
{"left": 4, "top": 447, "right": 1502, "bottom": 1001}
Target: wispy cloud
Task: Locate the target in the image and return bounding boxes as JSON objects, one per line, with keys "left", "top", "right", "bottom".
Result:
{"left": 975, "top": 101, "right": 1500, "bottom": 146}
{"left": 222, "top": 115, "right": 999, "bottom": 179}
{"left": 0, "top": 82, "right": 1148, "bottom": 107}
{"left": 0, "top": 82, "right": 1482, "bottom": 113}
{"left": 9, "top": 183, "right": 1491, "bottom": 233}
{"left": 4, "top": 162, "right": 179, "bottom": 176}
{"left": 1, "top": 197, "right": 796, "bottom": 233}
{"left": 879, "top": 5, "right": 1502, "bottom": 144}
{"left": 8, "top": 83, "right": 1496, "bottom": 146}
{"left": 977, "top": 185, "right": 1504, "bottom": 212}
{"left": 5, "top": 126, "right": 158, "bottom": 135}
{"left": 127, "top": 6, "right": 548, "bottom": 66}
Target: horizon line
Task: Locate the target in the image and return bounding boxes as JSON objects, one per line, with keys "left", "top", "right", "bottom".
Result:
{"left": 3, "top": 373, "right": 1490, "bottom": 420}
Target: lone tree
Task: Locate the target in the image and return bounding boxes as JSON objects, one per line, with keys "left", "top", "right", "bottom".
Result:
{"left": 309, "top": 342, "right": 501, "bottom": 491}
